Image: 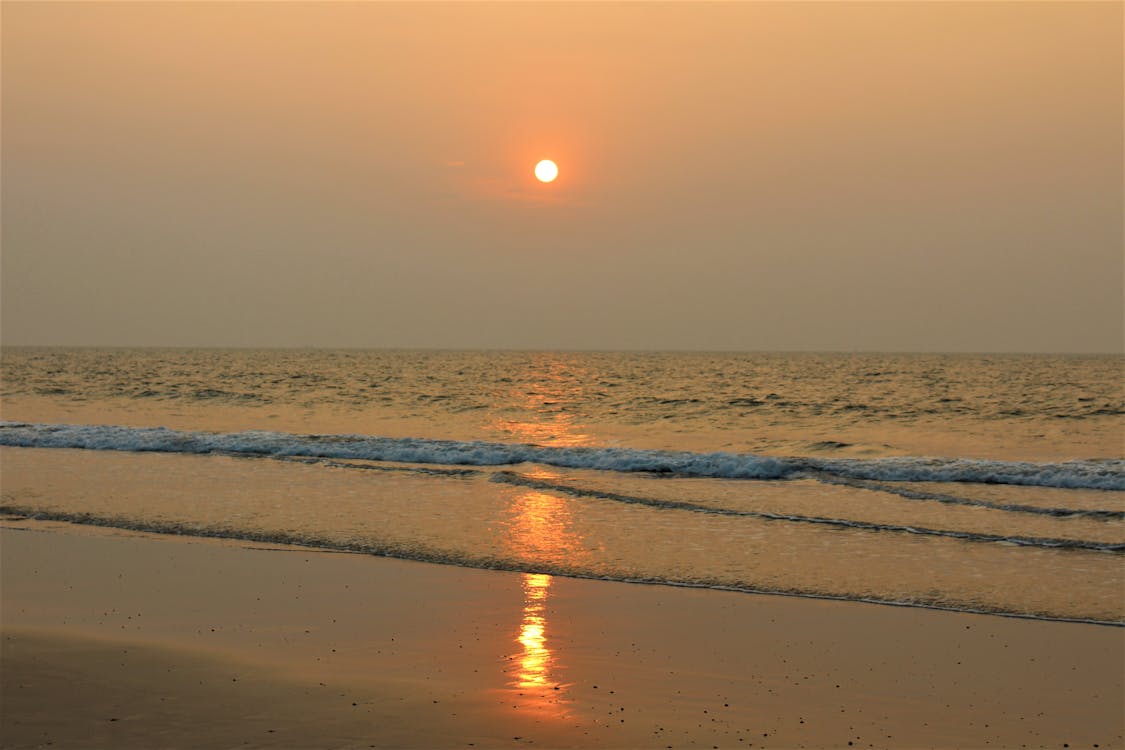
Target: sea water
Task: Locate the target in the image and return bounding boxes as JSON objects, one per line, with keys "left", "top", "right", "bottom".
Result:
{"left": 1, "top": 349, "right": 1122, "bottom": 623}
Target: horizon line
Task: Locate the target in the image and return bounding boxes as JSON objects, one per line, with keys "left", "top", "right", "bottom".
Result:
{"left": 1, "top": 344, "right": 1122, "bottom": 357}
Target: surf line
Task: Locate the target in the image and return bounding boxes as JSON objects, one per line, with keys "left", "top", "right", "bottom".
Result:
{"left": 2, "top": 421, "right": 1123, "bottom": 490}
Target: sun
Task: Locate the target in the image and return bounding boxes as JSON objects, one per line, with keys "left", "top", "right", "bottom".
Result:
{"left": 534, "top": 159, "right": 558, "bottom": 183}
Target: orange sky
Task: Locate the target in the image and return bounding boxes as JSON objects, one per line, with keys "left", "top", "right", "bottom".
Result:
{"left": 2, "top": 2, "right": 1121, "bottom": 351}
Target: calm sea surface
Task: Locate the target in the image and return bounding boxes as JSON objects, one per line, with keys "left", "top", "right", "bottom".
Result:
{"left": 2, "top": 349, "right": 1122, "bottom": 623}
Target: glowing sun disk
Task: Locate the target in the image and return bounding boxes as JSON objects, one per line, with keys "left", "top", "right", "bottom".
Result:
{"left": 534, "top": 160, "right": 558, "bottom": 183}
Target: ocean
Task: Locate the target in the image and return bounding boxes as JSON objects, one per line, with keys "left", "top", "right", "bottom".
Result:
{"left": 2, "top": 348, "right": 1122, "bottom": 624}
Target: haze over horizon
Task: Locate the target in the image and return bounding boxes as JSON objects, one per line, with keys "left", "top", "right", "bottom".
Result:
{"left": 3, "top": 2, "right": 1122, "bottom": 353}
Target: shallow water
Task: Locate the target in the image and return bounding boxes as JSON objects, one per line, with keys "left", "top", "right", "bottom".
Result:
{"left": 1, "top": 348, "right": 1122, "bottom": 622}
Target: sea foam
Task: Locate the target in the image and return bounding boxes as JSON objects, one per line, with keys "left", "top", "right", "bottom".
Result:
{"left": 2, "top": 421, "right": 1123, "bottom": 491}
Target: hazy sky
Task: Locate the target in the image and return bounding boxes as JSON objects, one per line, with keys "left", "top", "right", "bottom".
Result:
{"left": 2, "top": 2, "right": 1121, "bottom": 352}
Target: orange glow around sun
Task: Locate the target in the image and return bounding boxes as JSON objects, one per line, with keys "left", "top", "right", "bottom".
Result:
{"left": 534, "top": 160, "right": 558, "bottom": 183}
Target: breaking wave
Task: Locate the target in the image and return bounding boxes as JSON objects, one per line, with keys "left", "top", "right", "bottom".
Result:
{"left": 2, "top": 421, "right": 1123, "bottom": 490}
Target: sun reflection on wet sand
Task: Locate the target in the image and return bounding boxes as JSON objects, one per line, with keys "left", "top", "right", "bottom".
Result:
{"left": 516, "top": 573, "right": 554, "bottom": 689}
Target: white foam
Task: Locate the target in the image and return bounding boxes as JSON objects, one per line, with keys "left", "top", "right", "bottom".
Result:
{"left": 2, "top": 421, "right": 1123, "bottom": 490}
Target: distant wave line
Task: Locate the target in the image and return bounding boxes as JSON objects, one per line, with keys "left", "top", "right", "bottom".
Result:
{"left": 489, "top": 472, "right": 1123, "bottom": 553}
{"left": 809, "top": 474, "right": 1124, "bottom": 520}
{"left": 268, "top": 453, "right": 1123, "bottom": 521}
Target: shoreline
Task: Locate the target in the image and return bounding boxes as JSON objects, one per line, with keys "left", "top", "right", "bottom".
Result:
{"left": 3, "top": 520, "right": 1123, "bottom": 749}
{"left": 4, "top": 504, "right": 1121, "bottom": 629}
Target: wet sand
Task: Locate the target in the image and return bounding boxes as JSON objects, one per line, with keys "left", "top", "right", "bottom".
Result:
{"left": 2, "top": 521, "right": 1122, "bottom": 749}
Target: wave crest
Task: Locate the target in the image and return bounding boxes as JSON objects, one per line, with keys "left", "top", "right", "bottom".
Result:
{"left": 1, "top": 421, "right": 1123, "bottom": 491}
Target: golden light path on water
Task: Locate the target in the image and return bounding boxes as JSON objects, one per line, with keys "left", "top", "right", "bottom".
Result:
{"left": 499, "top": 355, "right": 591, "bottom": 714}
{"left": 506, "top": 485, "right": 581, "bottom": 709}
{"left": 487, "top": 355, "right": 594, "bottom": 449}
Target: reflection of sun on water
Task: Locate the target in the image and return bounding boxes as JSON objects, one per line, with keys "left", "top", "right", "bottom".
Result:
{"left": 488, "top": 355, "right": 594, "bottom": 448}
{"left": 498, "top": 355, "right": 591, "bottom": 715}
{"left": 503, "top": 491, "right": 585, "bottom": 711}
{"left": 507, "top": 491, "right": 580, "bottom": 565}
{"left": 496, "top": 414, "right": 591, "bottom": 447}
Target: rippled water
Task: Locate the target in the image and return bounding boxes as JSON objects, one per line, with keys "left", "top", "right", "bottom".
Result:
{"left": 1, "top": 348, "right": 1122, "bottom": 623}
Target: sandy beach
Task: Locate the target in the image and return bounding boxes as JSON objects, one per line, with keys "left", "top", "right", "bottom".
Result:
{"left": 2, "top": 519, "right": 1121, "bottom": 749}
